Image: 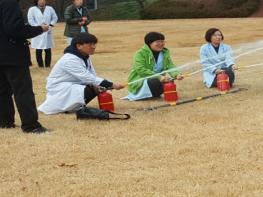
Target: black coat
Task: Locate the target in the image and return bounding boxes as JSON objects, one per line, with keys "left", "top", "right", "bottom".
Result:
{"left": 64, "top": 4, "right": 91, "bottom": 38}
{"left": 0, "top": 0, "right": 43, "bottom": 67}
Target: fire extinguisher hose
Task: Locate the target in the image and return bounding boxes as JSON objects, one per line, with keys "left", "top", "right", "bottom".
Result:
{"left": 140, "top": 87, "right": 247, "bottom": 111}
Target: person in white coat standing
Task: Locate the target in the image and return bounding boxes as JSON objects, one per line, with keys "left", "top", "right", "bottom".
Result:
{"left": 27, "top": 0, "right": 58, "bottom": 68}
{"left": 38, "top": 33, "right": 124, "bottom": 115}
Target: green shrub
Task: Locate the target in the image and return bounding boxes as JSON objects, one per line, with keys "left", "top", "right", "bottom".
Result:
{"left": 219, "top": 0, "right": 247, "bottom": 9}
{"left": 141, "top": 0, "right": 260, "bottom": 19}
{"left": 90, "top": 0, "right": 141, "bottom": 20}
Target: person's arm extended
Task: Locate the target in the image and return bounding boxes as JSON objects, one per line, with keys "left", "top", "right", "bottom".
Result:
{"left": 2, "top": 0, "right": 43, "bottom": 39}
{"left": 225, "top": 45, "right": 235, "bottom": 67}
{"left": 166, "top": 54, "right": 181, "bottom": 78}
{"left": 63, "top": 57, "right": 107, "bottom": 86}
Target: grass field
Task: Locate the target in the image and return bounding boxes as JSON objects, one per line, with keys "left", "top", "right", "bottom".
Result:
{"left": 0, "top": 18, "right": 263, "bottom": 196}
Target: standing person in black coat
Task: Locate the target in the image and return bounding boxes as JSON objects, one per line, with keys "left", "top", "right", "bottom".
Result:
{"left": 64, "top": 0, "right": 92, "bottom": 45}
{"left": 0, "top": 0, "right": 49, "bottom": 133}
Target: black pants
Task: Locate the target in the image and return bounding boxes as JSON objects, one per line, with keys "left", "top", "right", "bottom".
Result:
{"left": 0, "top": 67, "right": 41, "bottom": 131}
{"left": 212, "top": 67, "right": 235, "bottom": 87}
{"left": 36, "top": 49, "right": 51, "bottom": 67}
{"left": 84, "top": 85, "right": 98, "bottom": 104}
{"left": 147, "top": 78, "right": 164, "bottom": 97}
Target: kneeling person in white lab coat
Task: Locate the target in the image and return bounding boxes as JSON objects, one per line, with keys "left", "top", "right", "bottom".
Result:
{"left": 38, "top": 33, "right": 124, "bottom": 114}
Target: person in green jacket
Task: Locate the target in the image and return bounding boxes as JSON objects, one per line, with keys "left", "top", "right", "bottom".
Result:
{"left": 64, "top": 0, "right": 92, "bottom": 45}
{"left": 127, "top": 32, "right": 183, "bottom": 101}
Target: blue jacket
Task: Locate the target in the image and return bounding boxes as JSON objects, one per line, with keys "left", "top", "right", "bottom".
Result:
{"left": 200, "top": 43, "right": 235, "bottom": 88}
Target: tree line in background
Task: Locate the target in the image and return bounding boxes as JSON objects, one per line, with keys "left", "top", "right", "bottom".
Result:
{"left": 141, "top": 0, "right": 260, "bottom": 19}
{"left": 19, "top": 0, "right": 261, "bottom": 21}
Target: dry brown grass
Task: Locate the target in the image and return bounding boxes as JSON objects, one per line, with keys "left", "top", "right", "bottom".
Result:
{"left": 0, "top": 18, "right": 263, "bottom": 196}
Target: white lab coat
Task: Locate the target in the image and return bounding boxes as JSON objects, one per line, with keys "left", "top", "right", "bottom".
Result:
{"left": 38, "top": 53, "right": 104, "bottom": 114}
{"left": 27, "top": 6, "right": 58, "bottom": 49}
{"left": 200, "top": 43, "right": 235, "bottom": 88}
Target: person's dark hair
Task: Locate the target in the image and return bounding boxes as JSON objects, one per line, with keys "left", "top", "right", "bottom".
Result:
{"left": 205, "top": 28, "right": 224, "bottom": 42}
{"left": 71, "top": 33, "right": 98, "bottom": 47}
{"left": 144, "top": 32, "right": 165, "bottom": 45}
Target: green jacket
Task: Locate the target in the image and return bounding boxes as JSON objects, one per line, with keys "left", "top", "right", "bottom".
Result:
{"left": 64, "top": 5, "right": 91, "bottom": 37}
{"left": 128, "top": 44, "right": 180, "bottom": 94}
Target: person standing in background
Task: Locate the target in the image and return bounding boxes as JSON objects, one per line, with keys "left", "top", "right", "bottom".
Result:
{"left": 28, "top": 0, "right": 58, "bottom": 68}
{"left": 64, "top": 0, "right": 92, "bottom": 45}
{"left": 0, "top": 0, "right": 49, "bottom": 133}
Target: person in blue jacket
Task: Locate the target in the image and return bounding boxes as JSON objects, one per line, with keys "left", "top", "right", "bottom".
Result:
{"left": 200, "top": 28, "right": 238, "bottom": 88}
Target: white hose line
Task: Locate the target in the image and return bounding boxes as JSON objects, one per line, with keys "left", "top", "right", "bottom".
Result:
{"left": 127, "top": 46, "right": 263, "bottom": 85}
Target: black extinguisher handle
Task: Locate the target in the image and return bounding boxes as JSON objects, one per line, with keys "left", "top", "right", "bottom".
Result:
{"left": 98, "top": 86, "right": 113, "bottom": 92}
{"left": 169, "top": 77, "right": 175, "bottom": 82}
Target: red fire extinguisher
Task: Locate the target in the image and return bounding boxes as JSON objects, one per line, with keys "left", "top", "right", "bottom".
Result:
{"left": 98, "top": 91, "right": 114, "bottom": 112}
{"left": 163, "top": 81, "right": 178, "bottom": 102}
{"left": 216, "top": 71, "right": 230, "bottom": 92}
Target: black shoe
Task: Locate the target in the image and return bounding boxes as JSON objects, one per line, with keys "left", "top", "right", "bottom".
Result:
{"left": 22, "top": 126, "right": 48, "bottom": 134}
{"left": 0, "top": 122, "right": 15, "bottom": 128}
